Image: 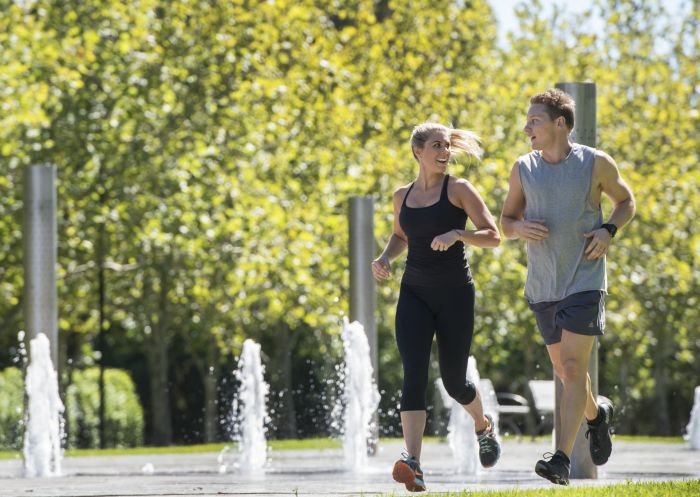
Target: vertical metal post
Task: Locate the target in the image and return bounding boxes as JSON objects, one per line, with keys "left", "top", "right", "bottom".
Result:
{"left": 348, "top": 196, "right": 378, "bottom": 453}
{"left": 23, "top": 164, "right": 58, "bottom": 368}
{"left": 555, "top": 82, "right": 598, "bottom": 479}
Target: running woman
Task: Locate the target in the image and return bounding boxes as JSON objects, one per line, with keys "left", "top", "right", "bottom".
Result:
{"left": 372, "top": 122, "right": 501, "bottom": 492}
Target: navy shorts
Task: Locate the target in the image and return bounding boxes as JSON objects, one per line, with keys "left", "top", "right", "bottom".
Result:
{"left": 529, "top": 290, "right": 606, "bottom": 345}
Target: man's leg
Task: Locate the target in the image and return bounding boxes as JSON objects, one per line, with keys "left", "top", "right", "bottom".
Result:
{"left": 546, "top": 342, "right": 598, "bottom": 422}
{"left": 557, "top": 330, "right": 596, "bottom": 456}
{"left": 534, "top": 331, "right": 595, "bottom": 485}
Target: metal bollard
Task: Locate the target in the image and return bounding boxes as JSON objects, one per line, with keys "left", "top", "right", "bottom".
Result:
{"left": 23, "top": 164, "right": 59, "bottom": 368}
{"left": 348, "top": 196, "right": 378, "bottom": 454}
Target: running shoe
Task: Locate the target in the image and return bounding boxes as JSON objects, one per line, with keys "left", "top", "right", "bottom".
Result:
{"left": 392, "top": 453, "right": 426, "bottom": 492}
{"left": 477, "top": 414, "right": 501, "bottom": 468}
{"left": 586, "top": 397, "right": 614, "bottom": 465}
{"left": 535, "top": 450, "right": 570, "bottom": 485}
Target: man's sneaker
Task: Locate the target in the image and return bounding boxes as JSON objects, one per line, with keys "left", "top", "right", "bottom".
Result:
{"left": 535, "top": 450, "right": 570, "bottom": 485}
{"left": 392, "top": 453, "right": 426, "bottom": 492}
{"left": 586, "top": 398, "right": 614, "bottom": 465}
{"left": 476, "top": 414, "right": 501, "bottom": 468}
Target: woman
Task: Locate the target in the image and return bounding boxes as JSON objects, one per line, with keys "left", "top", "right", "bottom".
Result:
{"left": 372, "top": 122, "right": 501, "bottom": 492}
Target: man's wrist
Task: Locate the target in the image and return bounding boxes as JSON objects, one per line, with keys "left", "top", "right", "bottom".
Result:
{"left": 601, "top": 223, "right": 618, "bottom": 238}
{"left": 452, "top": 229, "right": 462, "bottom": 241}
{"left": 513, "top": 220, "right": 524, "bottom": 236}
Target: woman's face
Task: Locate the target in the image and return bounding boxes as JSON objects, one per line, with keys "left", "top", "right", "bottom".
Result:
{"left": 414, "top": 130, "right": 451, "bottom": 172}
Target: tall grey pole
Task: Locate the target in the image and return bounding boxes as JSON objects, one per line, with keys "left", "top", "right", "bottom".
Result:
{"left": 555, "top": 82, "right": 598, "bottom": 479}
{"left": 348, "top": 196, "right": 378, "bottom": 453}
{"left": 23, "top": 164, "right": 58, "bottom": 368}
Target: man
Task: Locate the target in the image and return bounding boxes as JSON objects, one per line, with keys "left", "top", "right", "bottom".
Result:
{"left": 500, "top": 88, "right": 635, "bottom": 485}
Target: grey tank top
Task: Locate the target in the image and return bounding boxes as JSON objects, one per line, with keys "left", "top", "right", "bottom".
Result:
{"left": 518, "top": 143, "right": 606, "bottom": 303}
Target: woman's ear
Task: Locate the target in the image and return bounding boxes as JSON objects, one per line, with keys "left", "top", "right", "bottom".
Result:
{"left": 412, "top": 146, "right": 422, "bottom": 161}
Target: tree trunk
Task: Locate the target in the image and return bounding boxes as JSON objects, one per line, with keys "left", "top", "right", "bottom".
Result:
{"left": 203, "top": 339, "right": 219, "bottom": 443}
{"left": 653, "top": 330, "right": 671, "bottom": 436}
{"left": 269, "top": 326, "right": 298, "bottom": 438}
{"left": 618, "top": 360, "right": 630, "bottom": 434}
{"left": 145, "top": 264, "right": 173, "bottom": 445}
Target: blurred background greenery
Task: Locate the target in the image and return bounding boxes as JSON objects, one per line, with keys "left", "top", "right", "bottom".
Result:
{"left": 0, "top": 0, "right": 697, "bottom": 448}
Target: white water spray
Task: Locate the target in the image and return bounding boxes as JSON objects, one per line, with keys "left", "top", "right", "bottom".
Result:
{"left": 23, "top": 332, "right": 64, "bottom": 477}
{"left": 231, "top": 339, "right": 269, "bottom": 472}
{"left": 437, "top": 356, "right": 499, "bottom": 474}
{"left": 685, "top": 386, "right": 700, "bottom": 450}
{"left": 336, "top": 318, "right": 380, "bottom": 470}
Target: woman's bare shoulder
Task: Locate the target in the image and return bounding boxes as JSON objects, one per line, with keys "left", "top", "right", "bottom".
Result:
{"left": 449, "top": 176, "right": 477, "bottom": 194}
{"left": 393, "top": 183, "right": 413, "bottom": 201}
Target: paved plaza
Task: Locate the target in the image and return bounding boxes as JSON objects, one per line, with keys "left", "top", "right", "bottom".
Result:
{"left": 2, "top": 439, "right": 699, "bottom": 497}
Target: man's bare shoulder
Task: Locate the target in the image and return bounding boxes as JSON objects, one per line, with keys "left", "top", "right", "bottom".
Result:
{"left": 594, "top": 149, "right": 618, "bottom": 167}
{"left": 593, "top": 150, "right": 622, "bottom": 183}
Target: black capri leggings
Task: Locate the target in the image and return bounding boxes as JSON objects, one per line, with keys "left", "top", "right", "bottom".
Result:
{"left": 395, "top": 282, "right": 476, "bottom": 411}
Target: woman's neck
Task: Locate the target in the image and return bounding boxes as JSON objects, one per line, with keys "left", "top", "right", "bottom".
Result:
{"left": 414, "top": 170, "right": 445, "bottom": 191}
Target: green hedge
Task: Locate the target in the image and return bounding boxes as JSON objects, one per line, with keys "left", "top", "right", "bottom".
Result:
{"left": 0, "top": 367, "right": 24, "bottom": 449}
{"left": 0, "top": 367, "right": 144, "bottom": 450}
{"left": 66, "top": 368, "right": 144, "bottom": 448}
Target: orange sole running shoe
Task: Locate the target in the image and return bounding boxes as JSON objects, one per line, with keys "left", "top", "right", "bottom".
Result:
{"left": 392, "top": 458, "right": 426, "bottom": 492}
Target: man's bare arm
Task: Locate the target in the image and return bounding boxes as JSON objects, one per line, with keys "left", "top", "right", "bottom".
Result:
{"left": 583, "top": 152, "right": 636, "bottom": 260}
{"left": 500, "top": 162, "right": 549, "bottom": 241}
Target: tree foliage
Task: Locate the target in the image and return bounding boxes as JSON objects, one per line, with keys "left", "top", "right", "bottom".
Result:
{"left": 0, "top": 0, "right": 697, "bottom": 443}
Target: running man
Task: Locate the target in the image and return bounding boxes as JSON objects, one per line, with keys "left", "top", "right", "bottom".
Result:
{"left": 500, "top": 88, "right": 636, "bottom": 485}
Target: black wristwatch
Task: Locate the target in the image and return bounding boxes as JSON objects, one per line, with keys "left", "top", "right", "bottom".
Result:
{"left": 601, "top": 223, "right": 618, "bottom": 238}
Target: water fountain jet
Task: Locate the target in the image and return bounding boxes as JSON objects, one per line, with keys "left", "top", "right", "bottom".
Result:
{"left": 336, "top": 318, "right": 380, "bottom": 470}
{"left": 437, "top": 356, "right": 499, "bottom": 474}
{"left": 231, "top": 339, "right": 269, "bottom": 472}
{"left": 23, "top": 332, "right": 64, "bottom": 477}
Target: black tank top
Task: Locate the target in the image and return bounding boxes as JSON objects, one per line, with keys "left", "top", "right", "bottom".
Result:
{"left": 399, "top": 175, "right": 472, "bottom": 287}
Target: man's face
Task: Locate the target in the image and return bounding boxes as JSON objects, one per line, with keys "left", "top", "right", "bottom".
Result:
{"left": 523, "top": 104, "right": 562, "bottom": 150}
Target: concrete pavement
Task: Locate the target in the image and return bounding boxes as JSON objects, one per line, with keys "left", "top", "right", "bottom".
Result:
{"left": 2, "top": 439, "right": 699, "bottom": 497}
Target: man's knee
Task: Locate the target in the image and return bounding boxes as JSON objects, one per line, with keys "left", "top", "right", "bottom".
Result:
{"left": 444, "top": 379, "right": 477, "bottom": 405}
{"left": 561, "top": 358, "right": 587, "bottom": 382}
{"left": 551, "top": 361, "right": 564, "bottom": 380}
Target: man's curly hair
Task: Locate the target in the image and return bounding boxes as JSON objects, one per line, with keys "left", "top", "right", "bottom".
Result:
{"left": 530, "top": 88, "right": 576, "bottom": 130}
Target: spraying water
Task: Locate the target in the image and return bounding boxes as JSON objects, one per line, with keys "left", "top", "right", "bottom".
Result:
{"left": 337, "top": 318, "right": 380, "bottom": 470}
{"left": 685, "top": 386, "right": 700, "bottom": 450}
{"left": 23, "top": 333, "right": 64, "bottom": 477}
{"left": 437, "top": 356, "right": 499, "bottom": 474}
{"left": 231, "top": 339, "right": 269, "bottom": 472}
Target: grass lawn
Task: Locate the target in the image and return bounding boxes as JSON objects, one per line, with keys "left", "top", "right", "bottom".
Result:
{"left": 417, "top": 479, "right": 700, "bottom": 497}
{"left": 0, "top": 435, "right": 685, "bottom": 459}
{"left": 0, "top": 437, "right": 343, "bottom": 459}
